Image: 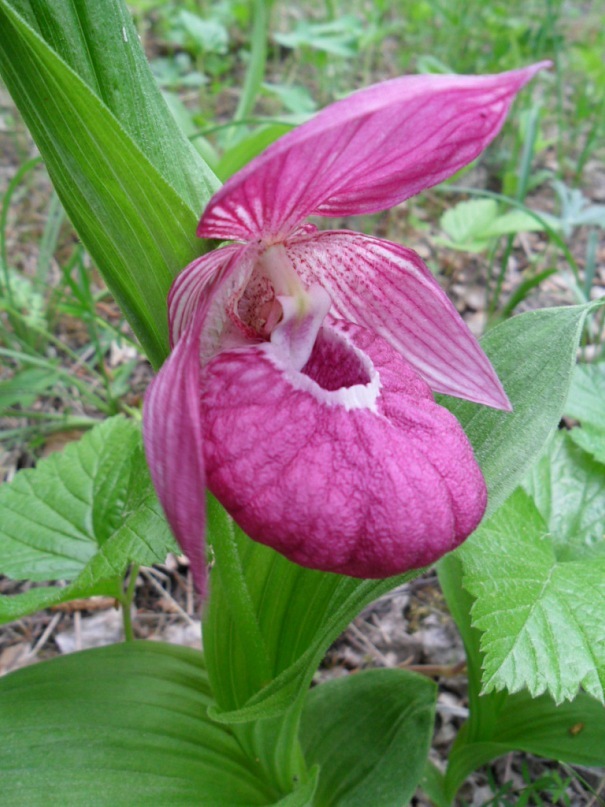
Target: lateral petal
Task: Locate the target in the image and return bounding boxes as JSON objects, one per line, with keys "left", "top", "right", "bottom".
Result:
{"left": 201, "top": 323, "right": 487, "bottom": 578}
{"left": 143, "top": 320, "right": 208, "bottom": 595}
{"left": 168, "top": 243, "right": 259, "bottom": 346}
{"left": 169, "top": 242, "right": 262, "bottom": 364}
{"left": 286, "top": 230, "right": 510, "bottom": 409}
{"left": 199, "top": 64, "right": 548, "bottom": 242}
{"left": 144, "top": 245, "right": 258, "bottom": 594}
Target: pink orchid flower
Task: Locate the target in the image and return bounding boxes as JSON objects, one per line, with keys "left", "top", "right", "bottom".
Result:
{"left": 144, "top": 64, "right": 547, "bottom": 594}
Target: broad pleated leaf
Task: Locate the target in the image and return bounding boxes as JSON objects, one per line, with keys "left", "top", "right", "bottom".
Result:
{"left": 0, "top": 641, "right": 315, "bottom": 806}
{"left": 299, "top": 668, "right": 436, "bottom": 806}
{"left": 204, "top": 509, "right": 420, "bottom": 718}
{"left": 205, "top": 300, "right": 602, "bottom": 790}
{"left": 0, "top": 0, "right": 214, "bottom": 366}
{"left": 0, "top": 417, "right": 175, "bottom": 624}
{"left": 442, "top": 687, "right": 605, "bottom": 803}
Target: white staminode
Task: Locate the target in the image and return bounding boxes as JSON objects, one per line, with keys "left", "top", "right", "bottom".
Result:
{"left": 264, "top": 325, "right": 381, "bottom": 413}
{"left": 255, "top": 243, "right": 382, "bottom": 411}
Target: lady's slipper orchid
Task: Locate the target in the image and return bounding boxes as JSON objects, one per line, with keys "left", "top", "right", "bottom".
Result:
{"left": 144, "top": 64, "right": 547, "bottom": 594}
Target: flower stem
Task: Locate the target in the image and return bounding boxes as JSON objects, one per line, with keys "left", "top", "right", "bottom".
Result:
{"left": 121, "top": 565, "right": 139, "bottom": 642}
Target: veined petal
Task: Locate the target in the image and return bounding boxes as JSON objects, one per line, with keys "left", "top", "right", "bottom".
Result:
{"left": 168, "top": 244, "right": 243, "bottom": 346}
{"left": 286, "top": 231, "right": 510, "bottom": 409}
{"left": 202, "top": 323, "right": 486, "bottom": 577}
{"left": 144, "top": 245, "right": 257, "bottom": 593}
{"left": 169, "top": 242, "right": 262, "bottom": 361}
{"left": 143, "top": 320, "right": 208, "bottom": 595}
{"left": 199, "top": 64, "right": 548, "bottom": 243}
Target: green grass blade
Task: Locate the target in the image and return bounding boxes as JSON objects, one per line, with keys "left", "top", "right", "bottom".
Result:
{"left": 9, "top": 0, "right": 219, "bottom": 212}
{"left": 0, "top": 1, "right": 212, "bottom": 366}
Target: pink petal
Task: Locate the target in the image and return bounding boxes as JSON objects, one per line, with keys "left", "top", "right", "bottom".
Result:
{"left": 168, "top": 243, "right": 258, "bottom": 347}
{"left": 144, "top": 245, "right": 257, "bottom": 593}
{"left": 199, "top": 64, "right": 549, "bottom": 242}
{"left": 168, "top": 244, "right": 243, "bottom": 346}
{"left": 201, "top": 322, "right": 487, "bottom": 578}
{"left": 168, "top": 242, "right": 263, "bottom": 366}
{"left": 144, "top": 322, "right": 208, "bottom": 595}
{"left": 286, "top": 230, "right": 510, "bottom": 409}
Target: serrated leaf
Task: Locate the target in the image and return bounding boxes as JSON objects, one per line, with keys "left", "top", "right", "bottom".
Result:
{"left": 441, "top": 302, "right": 603, "bottom": 516}
{"left": 565, "top": 362, "right": 605, "bottom": 430}
{"left": 462, "top": 484, "right": 605, "bottom": 704}
{"left": 0, "top": 1, "right": 217, "bottom": 366}
{"left": 439, "top": 199, "right": 551, "bottom": 252}
{"left": 524, "top": 431, "right": 605, "bottom": 561}
{"left": 569, "top": 425, "right": 605, "bottom": 466}
{"left": 0, "top": 641, "right": 308, "bottom": 806}
{"left": 0, "top": 417, "right": 175, "bottom": 623}
{"left": 299, "top": 668, "right": 436, "bottom": 806}
{"left": 440, "top": 554, "right": 605, "bottom": 802}
{"left": 481, "top": 208, "right": 549, "bottom": 238}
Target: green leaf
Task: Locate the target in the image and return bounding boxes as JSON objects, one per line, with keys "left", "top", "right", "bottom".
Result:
{"left": 462, "top": 483, "right": 605, "bottom": 704}
{"left": 0, "top": 1, "right": 217, "bottom": 366}
{"left": 176, "top": 10, "right": 229, "bottom": 55}
{"left": 569, "top": 425, "right": 605, "bottom": 466}
{"left": 300, "top": 668, "right": 436, "bottom": 806}
{"left": 565, "top": 362, "right": 605, "bottom": 430}
{"left": 262, "top": 82, "right": 317, "bottom": 114}
{"left": 203, "top": 512, "right": 423, "bottom": 788}
{"left": 524, "top": 431, "right": 605, "bottom": 562}
{"left": 439, "top": 199, "right": 551, "bottom": 252}
{"left": 0, "top": 417, "right": 175, "bottom": 624}
{"left": 439, "top": 199, "right": 499, "bottom": 251}
{"left": 0, "top": 366, "right": 59, "bottom": 409}
{"left": 493, "top": 688, "right": 605, "bottom": 766}
{"left": 441, "top": 302, "right": 603, "bottom": 517}
{"left": 481, "top": 208, "right": 549, "bottom": 238}
{"left": 440, "top": 553, "right": 605, "bottom": 802}
{"left": 204, "top": 518, "right": 420, "bottom": 717}
{"left": 273, "top": 17, "right": 363, "bottom": 57}
{"left": 202, "top": 305, "right": 600, "bottom": 782}
{"left": 0, "top": 641, "right": 300, "bottom": 806}
{"left": 216, "top": 123, "right": 295, "bottom": 181}
{"left": 444, "top": 689, "right": 605, "bottom": 802}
